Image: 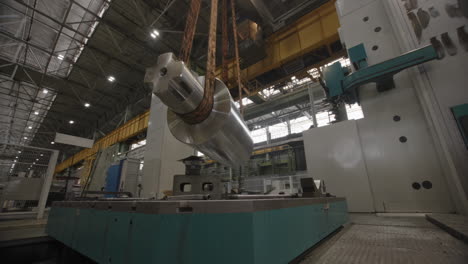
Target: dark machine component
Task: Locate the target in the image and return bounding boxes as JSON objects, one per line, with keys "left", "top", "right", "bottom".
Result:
{"left": 451, "top": 103, "right": 468, "bottom": 149}
{"left": 180, "top": 156, "right": 204, "bottom": 176}
{"left": 301, "top": 178, "right": 326, "bottom": 197}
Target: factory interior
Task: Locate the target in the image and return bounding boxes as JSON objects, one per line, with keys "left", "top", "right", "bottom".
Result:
{"left": 0, "top": 0, "right": 468, "bottom": 263}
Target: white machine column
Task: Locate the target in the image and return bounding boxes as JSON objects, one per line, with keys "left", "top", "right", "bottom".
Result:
{"left": 382, "top": 0, "right": 468, "bottom": 214}
{"left": 141, "top": 94, "right": 193, "bottom": 198}
{"left": 337, "top": 0, "right": 456, "bottom": 213}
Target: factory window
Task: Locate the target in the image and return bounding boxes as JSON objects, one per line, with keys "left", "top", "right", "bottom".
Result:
{"left": 346, "top": 103, "right": 364, "bottom": 120}
{"left": 250, "top": 128, "right": 267, "bottom": 144}
{"left": 235, "top": 98, "right": 254, "bottom": 108}
{"left": 307, "top": 57, "right": 351, "bottom": 79}
{"left": 269, "top": 122, "right": 289, "bottom": 140}
{"left": 131, "top": 139, "right": 146, "bottom": 150}
{"left": 281, "top": 76, "right": 313, "bottom": 92}
{"left": 290, "top": 116, "right": 314, "bottom": 133}
{"left": 317, "top": 111, "right": 336, "bottom": 127}
{"left": 308, "top": 68, "right": 321, "bottom": 79}
{"left": 261, "top": 86, "right": 281, "bottom": 98}
{"left": 325, "top": 57, "right": 351, "bottom": 68}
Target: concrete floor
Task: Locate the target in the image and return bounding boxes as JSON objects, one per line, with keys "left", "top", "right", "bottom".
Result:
{"left": 300, "top": 214, "right": 468, "bottom": 264}
{"left": 0, "top": 218, "right": 47, "bottom": 243}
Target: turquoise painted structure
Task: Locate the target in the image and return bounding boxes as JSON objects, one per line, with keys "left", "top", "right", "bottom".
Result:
{"left": 47, "top": 198, "right": 347, "bottom": 264}
{"left": 323, "top": 44, "right": 439, "bottom": 103}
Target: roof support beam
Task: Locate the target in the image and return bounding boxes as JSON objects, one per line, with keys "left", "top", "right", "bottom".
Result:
{"left": 0, "top": 31, "right": 133, "bottom": 102}
{"left": 39, "top": 0, "right": 74, "bottom": 85}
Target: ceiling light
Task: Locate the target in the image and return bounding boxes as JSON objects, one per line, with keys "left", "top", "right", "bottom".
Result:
{"left": 57, "top": 54, "right": 64, "bottom": 60}
{"left": 40, "top": 154, "right": 43, "bottom": 156}
{"left": 18, "top": 151, "right": 21, "bottom": 153}
{"left": 14, "top": 160, "right": 17, "bottom": 163}
{"left": 34, "top": 111, "right": 39, "bottom": 115}
{"left": 42, "top": 89, "right": 48, "bottom": 94}
{"left": 28, "top": 126, "right": 32, "bottom": 129}
{"left": 15, "top": 156, "right": 18, "bottom": 159}
{"left": 69, "top": 120, "right": 74, "bottom": 124}
{"left": 107, "top": 76, "right": 115, "bottom": 82}
{"left": 33, "top": 162, "right": 36, "bottom": 165}
{"left": 24, "top": 136, "right": 27, "bottom": 140}
{"left": 36, "top": 158, "right": 39, "bottom": 161}
{"left": 84, "top": 102, "right": 91, "bottom": 108}
{"left": 150, "top": 29, "right": 160, "bottom": 39}
{"left": 51, "top": 141, "right": 55, "bottom": 145}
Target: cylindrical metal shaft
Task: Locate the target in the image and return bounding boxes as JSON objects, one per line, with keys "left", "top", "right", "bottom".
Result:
{"left": 145, "top": 53, "right": 253, "bottom": 166}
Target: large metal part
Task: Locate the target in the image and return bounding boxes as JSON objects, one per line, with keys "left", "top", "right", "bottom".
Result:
{"left": 145, "top": 53, "right": 253, "bottom": 166}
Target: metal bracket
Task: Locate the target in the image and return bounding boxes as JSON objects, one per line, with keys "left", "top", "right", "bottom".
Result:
{"left": 322, "top": 44, "right": 439, "bottom": 104}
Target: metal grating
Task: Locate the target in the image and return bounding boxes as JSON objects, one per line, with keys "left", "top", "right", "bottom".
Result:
{"left": 300, "top": 215, "right": 468, "bottom": 264}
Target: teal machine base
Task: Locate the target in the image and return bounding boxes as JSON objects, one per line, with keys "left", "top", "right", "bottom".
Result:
{"left": 47, "top": 198, "right": 347, "bottom": 264}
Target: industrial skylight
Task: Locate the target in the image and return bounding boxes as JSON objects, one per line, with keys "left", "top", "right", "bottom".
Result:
{"left": 0, "top": 73, "right": 57, "bottom": 146}
{"left": 0, "top": 0, "right": 111, "bottom": 78}
{"left": 234, "top": 98, "right": 254, "bottom": 109}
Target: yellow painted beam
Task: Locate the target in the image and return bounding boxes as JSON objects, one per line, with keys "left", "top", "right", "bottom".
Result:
{"left": 54, "top": 111, "right": 150, "bottom": 173}
{"left": 216, "top": 0, "right": 339, "bottom": 87}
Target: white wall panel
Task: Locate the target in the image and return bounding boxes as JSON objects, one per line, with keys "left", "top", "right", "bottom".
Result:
{"left": 304, "top": 121, "right": 375, "bottom": 212}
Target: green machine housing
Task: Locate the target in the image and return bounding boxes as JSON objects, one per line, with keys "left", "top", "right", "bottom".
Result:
{"left": 47, "top": 198, "right": 347, "bottom": 264}
{"left": 322, "top": 43, "right": 439, "bottom": 104}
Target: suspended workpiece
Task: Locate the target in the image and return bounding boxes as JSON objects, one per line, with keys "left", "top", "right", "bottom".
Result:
{"left": 144, "top": 53, "right": 253, "bottom": 166}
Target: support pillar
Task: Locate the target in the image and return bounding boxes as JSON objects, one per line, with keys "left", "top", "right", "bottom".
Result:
{"left": 307, "top": 83, "right": 318, "bottom": 127}
{"left": 142, "top": 95, "right": 193, "bottom": 198}
{"left": 37, "top": 150, "right": 58, "bottom": 219}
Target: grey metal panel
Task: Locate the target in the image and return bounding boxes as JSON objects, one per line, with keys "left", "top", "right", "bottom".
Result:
{"left": 2, "top": 178, "right": 43, "bottom": 200}
{"left": 88, "top": 145, "right": 119, "bottom": 192}
{"left": 120, "top": 158, "right": 140, "bottom": 196}
{"left": 303, "top": 120, "right": 375, "bottom": 212}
